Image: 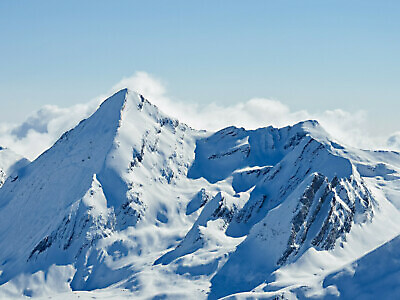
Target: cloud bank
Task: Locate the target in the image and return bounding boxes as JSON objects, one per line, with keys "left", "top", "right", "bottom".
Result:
{"left": 0, "top": 71, "right": 397, "bottom": 160}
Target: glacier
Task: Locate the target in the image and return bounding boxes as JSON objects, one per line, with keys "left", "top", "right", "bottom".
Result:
{"left": 0, "top": 89, "right": 400, "bottom": 299}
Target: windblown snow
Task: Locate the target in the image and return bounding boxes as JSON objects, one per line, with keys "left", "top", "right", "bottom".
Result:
{"left": 0, "top": 89, "right": 400, "bottom": 299}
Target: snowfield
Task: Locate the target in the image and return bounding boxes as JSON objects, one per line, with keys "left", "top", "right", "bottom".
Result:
{"left": 0, "top": 89, "right": 400, "bottom": 299}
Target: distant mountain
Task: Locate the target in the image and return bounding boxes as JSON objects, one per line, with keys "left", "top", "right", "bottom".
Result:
{"left": 0, "top": 89, "right": 400, "bottom": 299}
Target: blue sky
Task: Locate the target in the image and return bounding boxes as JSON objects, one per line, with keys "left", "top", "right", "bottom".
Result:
{"left": 0, "top": 1, "right": 399, "bottom": 134}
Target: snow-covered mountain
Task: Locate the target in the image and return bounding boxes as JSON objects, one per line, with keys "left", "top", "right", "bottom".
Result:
{"left": 1, "top": 89, "right": 400, "bottom": 299}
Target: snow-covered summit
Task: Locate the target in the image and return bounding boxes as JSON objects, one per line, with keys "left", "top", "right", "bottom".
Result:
{"left": 1, "top": 89, "right": 400, "bottom": 299}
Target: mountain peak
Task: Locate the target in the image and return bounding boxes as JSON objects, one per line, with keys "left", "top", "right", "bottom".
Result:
{"left": 96, "top": 88, "right": 149, "bottom": 118}
{"left": 288, "top": 119, "right": 322, "bottom": 135}
{"left": 96, "top": 88, "right": 128, "bottom": 114}
{"left": 1, "top": 90, "right": 400, "bottom": 299}
{"left": 0, "top": 88, "right": 191, "bottom": 278}
{"left": 299, "top": 119, "right": 320, "bottom": 127}
{"left": 94, "top": 88, "right": 176, "bottom": 129}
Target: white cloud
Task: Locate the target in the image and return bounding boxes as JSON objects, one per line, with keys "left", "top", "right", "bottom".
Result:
{"left": 0, "top": 101, "right": 100, "bottom": 160}
{"left": 0, "top": 71, "right": 398, "bottom": 160}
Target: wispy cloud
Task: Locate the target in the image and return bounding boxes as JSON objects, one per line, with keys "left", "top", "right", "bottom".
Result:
{"left": 0, "top": 101, "right": 100, "bottom": 160}
{"left": 0, "top": 71, "right": 397, "bottom": 160}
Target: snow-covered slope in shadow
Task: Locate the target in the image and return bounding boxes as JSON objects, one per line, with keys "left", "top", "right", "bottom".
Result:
{"left": 323, "top": 234, "right": 400, "bottom": 299}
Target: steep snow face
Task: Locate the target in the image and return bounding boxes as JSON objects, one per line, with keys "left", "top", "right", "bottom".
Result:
{"left": 0, "top": 147, "right": 29, "bottom": 188}
{"left": 0, "top": 89, "right": 127, "bottom": 262}
{"left": 322, "top": 234, "right": 400, "bottom": 299}
{"left": 1, "top": 89, "right": 400, "bottom": 299}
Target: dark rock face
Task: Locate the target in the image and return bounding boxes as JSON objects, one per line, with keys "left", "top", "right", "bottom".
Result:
{"left": 278, "top": 174, "right": 373, "bottom": 265}
{"left": 311, "top": 177, "right": 373, "bottom": 250}
{"left": 0, "top": 169, "right": 5, "bottom": 188}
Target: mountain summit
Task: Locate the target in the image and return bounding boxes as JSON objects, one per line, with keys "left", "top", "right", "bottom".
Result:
{"left": 1, "top": 89, "right": 400, "bottom": 299}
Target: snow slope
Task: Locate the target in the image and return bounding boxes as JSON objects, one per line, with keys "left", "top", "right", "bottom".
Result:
{"left": 0, "top": 89, "right": 400, "bottom": 299}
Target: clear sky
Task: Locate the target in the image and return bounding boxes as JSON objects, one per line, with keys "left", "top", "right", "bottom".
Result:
{"left": 0, "top": 1, "right": 399, "bottom": 134}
